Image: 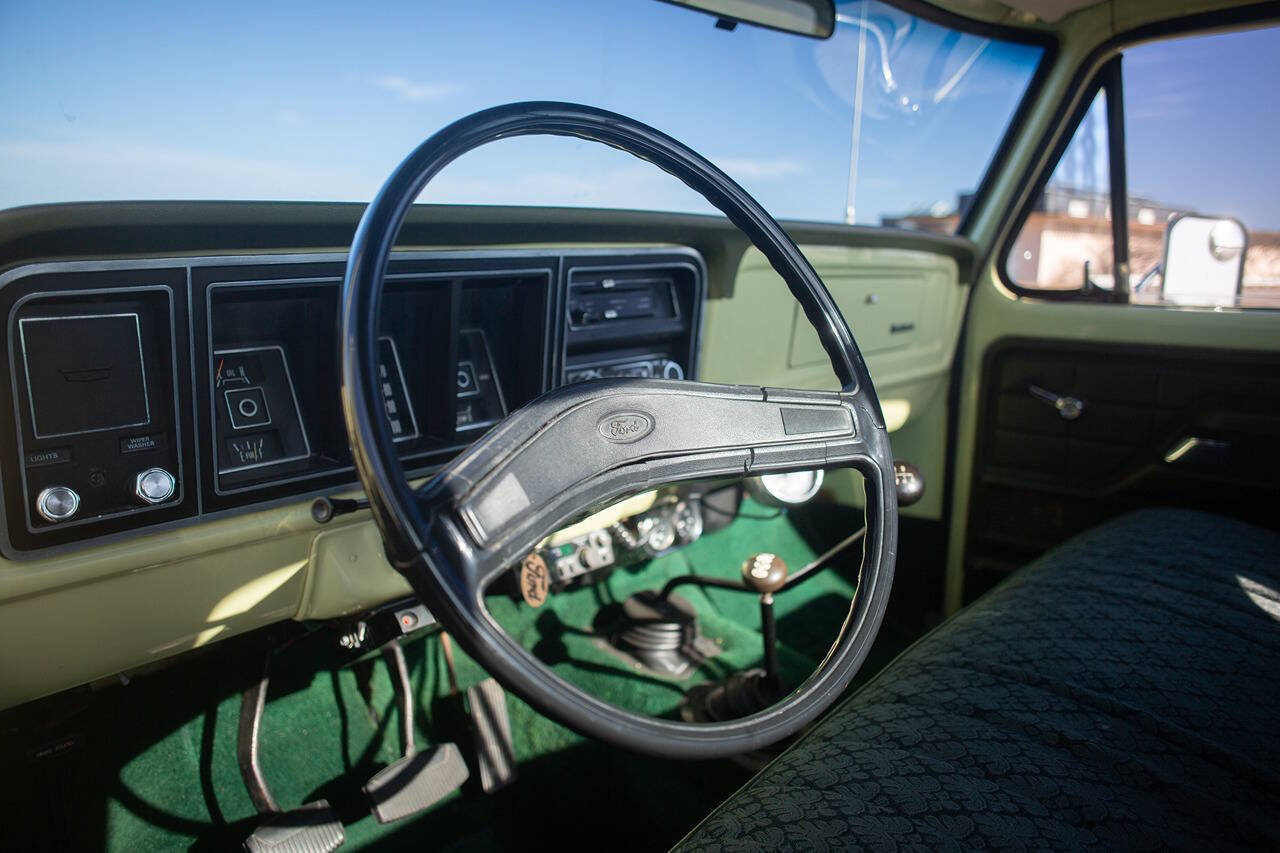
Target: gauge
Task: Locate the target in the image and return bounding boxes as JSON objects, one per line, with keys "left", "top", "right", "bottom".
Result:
{"left": 646, "top": 516, "right": 677, "bottom": 553}
{"left": 672, "top": 500, "right": 703, "bottom": 543}
{"left": 746, "top": 469, "right": 825, "bottom": 507}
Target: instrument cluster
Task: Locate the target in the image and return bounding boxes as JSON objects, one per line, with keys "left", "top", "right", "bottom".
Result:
{"left": 0, "top": 249, "right": 704, "bottom": 556}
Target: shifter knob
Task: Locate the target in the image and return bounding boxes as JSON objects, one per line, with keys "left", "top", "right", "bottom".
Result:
{"left": 741, "top": 553, "right": 788, "bottom": 595}
{"left": 894, "top": 460, "right": 925, "bottom": 508}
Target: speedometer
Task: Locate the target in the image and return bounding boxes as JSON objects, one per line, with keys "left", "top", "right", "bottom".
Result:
{"left": 746, "top": 469, "right": 825, "bottom": 507}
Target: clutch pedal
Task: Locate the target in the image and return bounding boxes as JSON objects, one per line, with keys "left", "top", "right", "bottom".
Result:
{"left": 244, "top": 801, "right": 345, "bottom": 853}
{"left": 238, "top": 657, "right": 345, "bottom": 853}
{"left": 363, "top": 641, "right": 469, "bottom": 822}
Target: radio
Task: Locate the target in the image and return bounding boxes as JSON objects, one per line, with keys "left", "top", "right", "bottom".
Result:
{"left": 567, "top": 276, "right": 677, "bottom": 328}
{"left": 564, "top": 355, "right": 685, "bottom": 385}
{"left": 561, "top": 256, "right": 704, "bottom": 391}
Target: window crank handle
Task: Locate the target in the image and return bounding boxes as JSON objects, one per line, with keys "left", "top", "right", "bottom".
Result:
{"left": 1028, "top": 384, "right": 1085, "bottom": 420}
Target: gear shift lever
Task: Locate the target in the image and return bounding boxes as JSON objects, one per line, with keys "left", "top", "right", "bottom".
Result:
{"left": 678, "top": 552, "right": 789, "bottom": 726}
{"left": 681, "top": 464, "right": 926, "bottom": 731}
{"left": 741, "top": 553, "right": 787, "bottom": 692}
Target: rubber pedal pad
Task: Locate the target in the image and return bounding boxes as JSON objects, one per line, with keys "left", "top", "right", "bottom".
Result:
{"left": 467, "top": 678, "right": 517, "bottom": 793}
{"left": 243, "top": 799, "right": 344, "bottom": 853}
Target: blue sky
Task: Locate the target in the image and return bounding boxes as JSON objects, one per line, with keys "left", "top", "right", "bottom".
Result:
{"left": 1123, "top": 26, "right": 1280, "bottom": 230}
{"left": 1046, "top": 25, "right": 1280, "bottom": 232}
{"left": 1, "top": 1, "right": 1041, "bottom": 225}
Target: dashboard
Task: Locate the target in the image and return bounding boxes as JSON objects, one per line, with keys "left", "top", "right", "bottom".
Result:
{"left": 0, "top": 201, "right": 970, "bottom": 711}
{"left": 0, "top": 248, "right": 704, "bottom": 557}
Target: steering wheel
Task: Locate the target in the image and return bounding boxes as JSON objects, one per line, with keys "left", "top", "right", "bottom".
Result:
{"left": 340, "top": 102, "right": 897, "bottom": 758}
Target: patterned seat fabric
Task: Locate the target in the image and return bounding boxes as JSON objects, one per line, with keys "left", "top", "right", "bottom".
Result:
{"left": 679, "top": 509, "right": 1280, "bottom": 851}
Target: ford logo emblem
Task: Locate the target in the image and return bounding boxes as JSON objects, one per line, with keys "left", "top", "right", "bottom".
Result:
{"left": 597, "top": 411, "right": 654, "bottom": 443}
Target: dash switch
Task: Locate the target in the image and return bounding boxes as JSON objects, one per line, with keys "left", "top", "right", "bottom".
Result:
{"left": 36, "top": 486, "right": 80, "bottom": 523}
{"left": 135, "top": 467, "right": 176, "bottom": 505}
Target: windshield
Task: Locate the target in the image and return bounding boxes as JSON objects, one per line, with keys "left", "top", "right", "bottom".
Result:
{"left": 0, "top": 0, "right": 1043, "bottom": 229}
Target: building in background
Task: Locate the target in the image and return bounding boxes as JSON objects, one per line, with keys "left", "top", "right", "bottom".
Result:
{"left": 885, "top": 189, "right": 1280, "bottom": 307}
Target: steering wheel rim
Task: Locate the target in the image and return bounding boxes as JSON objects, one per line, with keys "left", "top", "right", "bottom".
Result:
{"left": 340, "top": 101, "right": 897, "bottom": 758}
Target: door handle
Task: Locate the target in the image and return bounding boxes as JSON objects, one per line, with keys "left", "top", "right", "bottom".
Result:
{"left": 1164, "top": 436, "right": 1230, "bottom": 466}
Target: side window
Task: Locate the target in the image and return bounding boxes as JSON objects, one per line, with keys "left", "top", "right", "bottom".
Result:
{"left": 1123, "top": 27, "right": 1278, "bottom": 308}
{"left": 1007, "top": 90, "right": 1112, "bottom": 291}
{"left": 1008, "top": 24, "right": 1280, "bottom": 308}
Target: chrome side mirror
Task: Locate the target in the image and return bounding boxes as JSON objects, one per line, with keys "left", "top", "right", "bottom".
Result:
{"left": 1160, "top": 214, "right": 1247, "bottom": 307}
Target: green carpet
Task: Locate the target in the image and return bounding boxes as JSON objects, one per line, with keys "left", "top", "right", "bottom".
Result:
{"left": 3, "top": 499, "right": 866, "bottom": 851}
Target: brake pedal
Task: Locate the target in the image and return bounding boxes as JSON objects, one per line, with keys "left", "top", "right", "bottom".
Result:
{"left": 365, "top": 743, "right": 470, "bottom": 823}
{"left": 364, "top": 641, "right": 469, "bottom": 822}
{"left": 238, "top": 657, "right": 345, "bottom": 852}
{"left": 467, "top": 678, "right": 517, "bottom": 793}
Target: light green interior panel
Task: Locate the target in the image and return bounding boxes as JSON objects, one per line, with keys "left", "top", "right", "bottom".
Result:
{"left": 0, "top": 501, "right": 321, "bottom": 708}
{"left": 823, "top": 373, "right": 951, "bottom": 520}
{"left": 788, "top": 273, "right": 927, "bottom": 363}
{"left": 301, "top": 518, "right": 414, "bottom": 620}
{"left": 0, "top": 499, "right": 413, "bottom": 710}
{"left": 700, "top": 244, "right": 967, "bottom": 520}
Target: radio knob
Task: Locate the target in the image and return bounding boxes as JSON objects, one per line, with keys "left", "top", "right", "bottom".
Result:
{"left": 36, "top": 486, "right": 80, "bottom": 523}
{"left": 135, "top": 467, "right": 176, "bottom": 505}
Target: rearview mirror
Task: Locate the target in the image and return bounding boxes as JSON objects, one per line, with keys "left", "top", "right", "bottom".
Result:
{"left": 656, "top": 0, "right": 835, "bottom": 38}
{"left": 1159, "top": 214, "right": 1247, "bottom": 307}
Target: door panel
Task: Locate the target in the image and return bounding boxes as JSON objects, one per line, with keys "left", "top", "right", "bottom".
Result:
{"left": 948, "top": 286, "right": 1280, "bottom": 613}
{"left": 966, "top": 339, "right": 1280, "bottom": 601}
{"left": 951, "top": 14, "right": 1280, "bottom": 613}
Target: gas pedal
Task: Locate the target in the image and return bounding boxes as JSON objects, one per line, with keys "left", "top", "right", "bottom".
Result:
{"left": 364, "top": 742, "right": 470, "bottom": 823}
{"left": 243, "top": 799, "right": 344, "bottom": 853}
{"left": 466, "top": 678, "right": 517, "bottom": 793}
